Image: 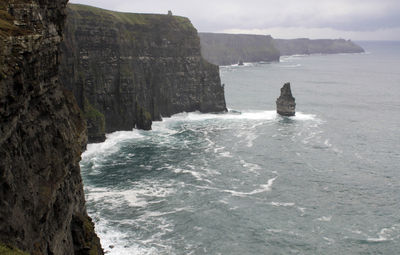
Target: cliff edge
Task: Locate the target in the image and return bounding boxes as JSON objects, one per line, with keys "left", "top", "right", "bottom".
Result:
{"left": 0, "top": 1, "right": 102, "bottom": 254}
{"left": 60, "top": 4, "right": 227, "bottom": 143}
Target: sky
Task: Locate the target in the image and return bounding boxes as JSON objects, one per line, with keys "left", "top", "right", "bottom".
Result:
{"left": 69, "top": 0, "right": 400, "bottom": 41}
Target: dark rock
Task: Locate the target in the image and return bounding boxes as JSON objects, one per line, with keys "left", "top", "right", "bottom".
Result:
{"left": 199, "top": 33, "right": 280, "bottom": 66}
{"left": 60, "top": 4, "right": 227, "bottom": 143}
{"left": 0, "top": 1, "right": 103, "bottom": 254}
{"left": 276, "top": 83, "right": 296, "bottom": 116}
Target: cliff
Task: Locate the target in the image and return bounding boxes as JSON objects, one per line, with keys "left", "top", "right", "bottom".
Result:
{"left": 199, "top": 32, "right": 280, "bottom": 66}
{"left": 60, "top": 4, "right": 227, "bottom": 143}
{"left": 198, "top": 33, "right": 365, "bottom": 66}
{"left": 0, "top": 1, "right": 102, "bottom": 254}
{"left": 273, "top": 38, "right": 365, "bottom": 56}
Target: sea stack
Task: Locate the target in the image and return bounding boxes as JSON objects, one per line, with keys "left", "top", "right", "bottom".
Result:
{"left": 276, "top": 82, "right": 296, "bottom": 116}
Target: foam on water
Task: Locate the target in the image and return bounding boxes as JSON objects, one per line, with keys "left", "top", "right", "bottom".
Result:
{"left": 317, "top": 216, "right": 332, "bottom": 222}
{"left": 270, "top": 202, "right": 295, "bottom": 207}
{"left": 83, "top": 130, "right": 145, "bottom": 159}
{"left": 222, "top": 176, "right": 277, "bottom": 197}
{"left": 366, "top": 224, "right": 400, "bottom": 243}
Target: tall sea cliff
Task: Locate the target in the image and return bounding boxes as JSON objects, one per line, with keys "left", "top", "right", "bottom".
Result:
{"left": 198, "top": 33, "right": 280, "bottom": 66}
{"left": 60, "top": 4, "right": 227, "bottom": 143}
{"left": 0, "top": 0, "right": 102, "bottom": 254}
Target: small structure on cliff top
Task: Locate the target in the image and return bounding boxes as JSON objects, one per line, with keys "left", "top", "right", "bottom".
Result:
{"left": 276, "top": 82, "right": 296, "bottom": 116}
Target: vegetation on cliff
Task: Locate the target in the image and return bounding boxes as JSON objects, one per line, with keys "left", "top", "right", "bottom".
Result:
{"left": 0, "top": 243, "right": 28, "bottom": 255}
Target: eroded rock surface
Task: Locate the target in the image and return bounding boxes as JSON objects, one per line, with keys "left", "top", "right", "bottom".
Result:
{"left": 0, "top": 1, "right": 102, "bottom": 254}
{"left": 276, "top": 83, "right": 296, "bottom": 116}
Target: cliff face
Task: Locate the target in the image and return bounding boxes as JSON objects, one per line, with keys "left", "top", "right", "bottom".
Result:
{"left": 60, "top": 4, "right": 227, "bottom": 143}
{"left": 0, "top": 1, "right": 102, "bottom": 254}
{"left": 199, "top": 33, "right": 280, "bottom": 66}
{"left": 273, "top": 38, "right": 365, "bottom": 56}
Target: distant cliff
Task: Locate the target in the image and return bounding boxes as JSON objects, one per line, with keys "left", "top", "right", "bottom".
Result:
{"left": 199, "top": 33, "right": 280, "bottom": 66}
{"left": 199, "top": 33, "right": 365, "bottom": 66}
{"left": 273, "top": 38, "right": 365, "bottom": 56}
{"left": 60, "top": 4, "right": 227, "bottom": 142}
{"left": 0, "top": 1, "right": 102, "bottom": 254}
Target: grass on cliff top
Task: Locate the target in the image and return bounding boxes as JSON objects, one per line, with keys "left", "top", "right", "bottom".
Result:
{"left": 0, "top": 243, "right": 28, "bottom": 255}
{"left": 68, "top": 3, "right": 193, "bottom": 30}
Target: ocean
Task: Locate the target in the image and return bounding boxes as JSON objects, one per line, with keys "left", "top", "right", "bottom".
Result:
{"left": 80, "top": 41, "right": 400, "bottom": 254}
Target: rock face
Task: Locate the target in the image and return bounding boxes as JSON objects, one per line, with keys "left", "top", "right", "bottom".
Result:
{"left": 276, "top": 83, "right": 296, "bottom": 116}
{"left": 60, "top": 4, "right": 227, "bottom": 143}
{"left": 199, "top": 33, "right": 280, "bottom": 66}
{"left": 0, "top": 1, "right": 102, "bottom": 254}
{"left": 273, "top": 38, "right": 365, "bottom": 56}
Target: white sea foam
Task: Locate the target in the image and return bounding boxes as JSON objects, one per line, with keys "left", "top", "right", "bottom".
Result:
{"left": 83, "top": 130, "right": 145, "bottom": 159}
{"left": 323, "top": 236, "right": 335, "bottom": 244}
{"left": 297, "top": 207, "right": 306, "bottom": 216}
{"left": 317, "top": 216, "right": 332, "bottom": 222}
{"left": 163, "top": 110, "right": 278, "bottom": 122}
{"left": 367, "top": 224, "right": 400, "bottom": 242}
{"left": 222, "top": 176, "right": 277, "bottom": 197}
{"left": 292, "top": 112, "right": 317, "bottom": 121}
{"left": 240, "top": 160, "right": 261, "bottom": 173}
{"left": 270, "top": 202, "right": 295, "bottom": 207}
{"left": 280, "top": 64, "right": 302, "bottom": 68}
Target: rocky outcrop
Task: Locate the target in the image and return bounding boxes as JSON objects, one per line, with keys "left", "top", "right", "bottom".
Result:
{"left": 199, "top": 33, "right": 280, "bottom": 66}
{"left": 60, "top": 4, "right": 227, "bottom": 143}
{"left": 276, "top": 83, "right": 296, "bottom": 116}
{"left": 273, "top": 38, "right": 365, "bottom": 56}
{"left": 0, "top": 1, "right": 102, "bottom": 254}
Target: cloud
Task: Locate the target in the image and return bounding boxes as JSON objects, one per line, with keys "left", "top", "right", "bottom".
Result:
{"left": 69, "top": 0, "right": 400, "bottom": 40}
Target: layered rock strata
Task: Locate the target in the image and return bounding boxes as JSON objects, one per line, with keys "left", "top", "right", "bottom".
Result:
{"left": 0, "top": 1, "right": 103, "bottom": 254}
{"left": 276, "top": 83, "right": 296, "bottom": 116}
{"left": 60, "top": 4, "right": 227, "bottom": 143}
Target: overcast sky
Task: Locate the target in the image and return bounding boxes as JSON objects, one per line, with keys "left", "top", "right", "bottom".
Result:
{"left": 69, "top": 0, "right": 400, "bottom": 40}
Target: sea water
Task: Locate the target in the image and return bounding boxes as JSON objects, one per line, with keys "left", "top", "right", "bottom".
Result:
{"left": 80, "top": 41, "right": 400, "bottom": 254}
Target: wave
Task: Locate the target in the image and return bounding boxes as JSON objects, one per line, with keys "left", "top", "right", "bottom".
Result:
{"left": 317, "top": 216, "right": 332, "bottom": 222}
{"left": 83, "top": 130, "right": 145, "bottom": 159}
{"left": 161, "top": 110, "right": 317, "bottom": 122}
{"left": 270, "top": 202, "right": 295, "bottom": 207}
{"left": 366, "top": 224, "right": 400, "bottom": 243}
{"left": 222, "top": 176, "right": 277, "bottom": 197}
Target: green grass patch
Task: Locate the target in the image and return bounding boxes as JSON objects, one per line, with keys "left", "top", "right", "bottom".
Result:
{"left": 0, "top": 243, "right": 28, "bottom": 255}
{"left": 83, "top": 97, "right": 105, "bottom": 134}
{"left": 68, "top": 3, "right": 194, "bottom": 31}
